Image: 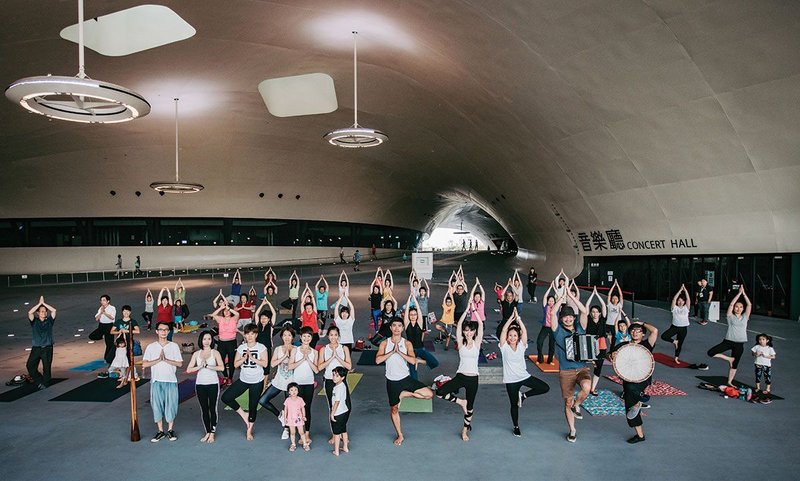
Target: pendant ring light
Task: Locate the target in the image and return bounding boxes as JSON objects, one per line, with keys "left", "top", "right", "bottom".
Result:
{"left": 323, "top": 31, "right": 387, "bottom": 148}
{"left": 149, "top": 98, "right": 204, "bottom": 194}
{"left": 5, "top": 0, "right": 150, "bottom": 123}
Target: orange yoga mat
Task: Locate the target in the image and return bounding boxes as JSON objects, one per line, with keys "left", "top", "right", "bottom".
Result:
{"left": 528, "top": 355, "right": 559, "bottom": 372}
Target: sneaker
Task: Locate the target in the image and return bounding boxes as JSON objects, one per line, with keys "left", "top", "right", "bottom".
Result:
{"left": 518, "top": 390, "right": 524, "bottom": 408}
{"left": 513, "top": 426, "right": 521, "bottom": 437}
{"left": 566, "top": 432, "right": 577, "bottom": 443}
{"left": 278, "top": 410, "right": 285, "bottom": 427}
{"left": 281, "top": 427, "right": 290, "bottom": 440}
{"left": 627, "top": 434, "right": 645, "bottom": 444}
{"left": 698, "top": 363, "right": 709, "bottom": 371}
{"left": 167, "top": 430, "right": 178, "bottom": 441}
{"left": 151, "top": 431, "right": 166, "bottom": 443}
{"left": 640, "top": 403, "right": 650, "bottom": 409}
{"left": 571, "top": 405, "right": 583, "bottom": 420}
{"left": 97, "top": 371, "right": 109, "bottom": 379}
{"left": 699, "top": 320, "right": 708, "bottom": 326}
{"left": 36, "top": 383, "right": 47, "bottom": 390}
{"left": 626, "top": 403, "right": 641, "bottom": 420}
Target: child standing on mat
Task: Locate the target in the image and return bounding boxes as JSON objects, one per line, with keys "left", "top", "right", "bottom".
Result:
{"left": 752, "top": 333, "right": 776, "bottom": 402}
{"left": 284, "top": 382, "right": 309, "bottom": 452}
{"left": 109, "top": 337, "right": 131, "bottom": 388}
{"left": 329, "top": 366, "right": 351, "bottom": 456}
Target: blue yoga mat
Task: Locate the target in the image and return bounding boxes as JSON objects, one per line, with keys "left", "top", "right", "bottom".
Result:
{"left": 69, "top": 359, "right": 107, "bottom": 372}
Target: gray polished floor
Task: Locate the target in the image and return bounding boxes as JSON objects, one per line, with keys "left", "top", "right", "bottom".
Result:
{"left": 1, "top": 253, "right": 796, "bottom": 481}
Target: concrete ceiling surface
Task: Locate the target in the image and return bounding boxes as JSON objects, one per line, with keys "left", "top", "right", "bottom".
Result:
{"left": 2, "top": 0, "right": 799, "bottom": 272}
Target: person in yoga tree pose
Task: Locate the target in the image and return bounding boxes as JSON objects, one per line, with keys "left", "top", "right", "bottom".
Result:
{"left": 288, "top": 326, "right": 319, "bottom": 446}
{"left": 376, "top": 318, "right": 433, "bottom": 446}
{"left": 258, "top": 326, "right": 295, "bottom": 440}
{"left": 585, "top": 287, "right": 608, "bottom": 396}
{"left": 661, "top": 285, "right": 691, "bottom": 364}
{"left": 551, "top": 284, "right": 591, "bottom": 443}
{"left": 707, "top": 285, "right": 751, "bottom": 386}
{"left": 537, "top": 282, "right": 558, "bottom": 364}
{"left": 499, "top": 309, "right": 549, "bottom": 436}
{"left": 435, "top": 305, "right": 483, "bottom": 441}
{"left": 221, "top": 324, "right": 269, "bottom": 441}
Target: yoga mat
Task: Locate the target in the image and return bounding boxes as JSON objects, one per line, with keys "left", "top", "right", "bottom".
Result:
{"left": 357, "top": 350, "right": 378, "bottom": 366}
{"left": 529, "top": 355, "right": 559, "bottom": 372}
{"left": 580, "top": 389, "right": 625, "bottom": 417}
{"left": 318, "top": 372, "right": 364, "bottom": 396}
{"left": 579, "top": 389, "right": 648, "bottom": 417}
{"left": 69, "top": 359, "right": 107, "bottom": 372}
{"left": 50, "top": 378, "right": 149, "bottom": 402}
{"left": 423, "top": 340, "right": 436, "bottom": 352}
{"left": 0, "top": 378, "right": 67, "bottom": 402}
{"left": 604, "top": 375, "right": 687, "bottom": 396}
{"left": 178, "top": 378, "right": 196, "bottom": 403}
{"left": 399, "top": 396, "right": 433, "bottom": 413}
{"left": 653, "top": 352, "right": 691, "bottom": 368}
{"left": 696, "top": 376, "right": 784, "bottom": 400}
{"left": 223, "top": 389, "right": 263, "bottom": 411}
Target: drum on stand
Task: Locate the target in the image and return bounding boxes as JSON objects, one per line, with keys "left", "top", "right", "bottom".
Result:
{"left": 612, "top": 343, "right": 654, "bottom": 383}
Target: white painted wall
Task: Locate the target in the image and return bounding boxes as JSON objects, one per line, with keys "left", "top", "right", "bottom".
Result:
{"left": 0, "top": 246, "right": 402, "bottom": 274}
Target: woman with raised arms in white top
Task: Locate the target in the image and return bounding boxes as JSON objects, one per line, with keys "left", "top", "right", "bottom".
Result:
{"left": 499, "top": 308, "right": 550, "bottom": 437}
{"left": 661, "top": 284, "right": 691, "bottom": 364}
{"left": 434, "top": 303, "right": 483, "bottom": 441}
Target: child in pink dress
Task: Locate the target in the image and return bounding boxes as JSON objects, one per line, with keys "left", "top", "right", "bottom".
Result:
{"left": 284, "top": 383, "right": 309, "bottom": 451}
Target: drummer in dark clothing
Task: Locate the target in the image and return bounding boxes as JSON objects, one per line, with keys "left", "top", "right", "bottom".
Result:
{"left": 610, "top": 321, "right": 659, "bottom": 444}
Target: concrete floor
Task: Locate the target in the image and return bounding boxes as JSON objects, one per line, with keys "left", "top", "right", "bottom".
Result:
{"left": 1, "top": 252, "right": 797, "bottom": 481}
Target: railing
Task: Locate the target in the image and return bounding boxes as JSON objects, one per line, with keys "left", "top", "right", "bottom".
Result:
{"left": 3, "top": 252, "right": 402, "bottom": 288}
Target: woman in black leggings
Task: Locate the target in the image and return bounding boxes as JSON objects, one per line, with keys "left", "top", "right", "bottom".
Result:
{"left": 707, "top": 286, "right": 751, "bottom": 386}
{"left": 585, "top": 287, "right": 607, "bottom": 396}
{"left": 436, "top": 309, "right": 482, "bottom": 441}
{"left": 186, "top": 331, "right": 224, "bottom": 442}
{"left": 536, "top": 284, "right": 557, "bottom": 363}
{"left": 661, "top": 285, "right": 691, "bottom": 363}
{"left": 498, "top": 311, "right": 549, "bottom": 436}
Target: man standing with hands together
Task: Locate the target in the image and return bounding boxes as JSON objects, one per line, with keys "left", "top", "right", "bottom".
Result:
{"left": 143, "top": 321, "right": 182, "bottom": 442}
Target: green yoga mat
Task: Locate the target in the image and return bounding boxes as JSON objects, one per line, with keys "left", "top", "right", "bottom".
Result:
{"left": 399, "top": 396, "right": 433, "bottom": 413}
{"left": 223, "top": 389, "right": 263, "bottom": 411}
{"left": 318, "top": 373, "right": 363, "bottom": 396}
{"left": 50, "top": 378, "right": 149, "bottom": 402}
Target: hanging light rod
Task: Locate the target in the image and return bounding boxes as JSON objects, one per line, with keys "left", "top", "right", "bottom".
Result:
{"left": 323, "top": 31, "right": 387, "bottom": 148}
{"left": 150, "top": 98, "right": 203, "bottom": 194}
{"left": 5, "top": 0, "right": 150, "bottom": 123}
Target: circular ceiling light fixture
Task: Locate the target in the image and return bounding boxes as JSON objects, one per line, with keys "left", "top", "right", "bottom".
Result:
{"left": 5, "top": 0, "right": 150, "bottom": 123}
{"left": 323, "top": 31, "right": 387, "bottom": 148}
{"left": 150, "top": 98, "right": 204, "bottom": 194}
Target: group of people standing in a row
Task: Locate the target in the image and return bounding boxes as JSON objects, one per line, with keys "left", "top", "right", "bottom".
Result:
{"left": 23, "top": 262, "right": 775, "bottom": 451}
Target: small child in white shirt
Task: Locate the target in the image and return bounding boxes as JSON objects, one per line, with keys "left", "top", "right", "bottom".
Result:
{"left": 751, "top": 333, "right": 776, "bottom": 399}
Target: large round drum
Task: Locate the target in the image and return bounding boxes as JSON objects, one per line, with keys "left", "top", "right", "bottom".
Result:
{"left": 613, "top": 343, "right": 654, "bottom": 383}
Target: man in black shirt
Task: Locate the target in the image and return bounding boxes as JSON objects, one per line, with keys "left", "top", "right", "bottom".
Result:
{"left": 527, "top": 267, "right": 538, "bottom": 303}
{"left": 610, "top": 321, "right": 658, "bottom": 444}
{"left": 452, "top": 283, "right": 469, "bottom": 322}
{"left": 696, "top": 279, "right": 713, "bottom": 325}
{"left": 26, "top": 296, "right": 57, "bottom": 390}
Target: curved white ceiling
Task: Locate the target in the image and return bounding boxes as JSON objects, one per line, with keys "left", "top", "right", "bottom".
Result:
{"left": 1, "top": 0, "right": 799, "bottom": 274}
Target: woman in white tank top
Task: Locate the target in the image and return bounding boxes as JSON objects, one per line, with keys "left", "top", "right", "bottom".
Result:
{"left": 186, "top": 330, "right": 225, "bottom": 443}
{"left": 318, "top": 326, "right": 352, "bottom": 406}
{"left": 435, "top": 304, "right": 483, "bottom": 441}
{"left": 498, "top": 311, "right": 549, "bottom": 437}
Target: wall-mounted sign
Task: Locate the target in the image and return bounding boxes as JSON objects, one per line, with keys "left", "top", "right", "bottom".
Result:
{"left": 576, "top": 229, "right": 698, "bottom": 253}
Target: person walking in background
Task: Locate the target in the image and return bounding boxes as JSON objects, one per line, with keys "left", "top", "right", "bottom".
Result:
{"left": 115, "top": 254, "right": 123, "bottom": 278}
{"left": 353, "top": 250, "right": 361, "bottom": 271}
{"left": 134, "top": 255, "right": 142, "bottom": 276}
